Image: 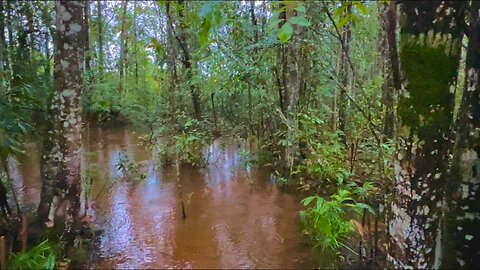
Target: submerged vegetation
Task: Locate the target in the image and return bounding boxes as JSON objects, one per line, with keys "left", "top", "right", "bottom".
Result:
{"left": 0, "top": 0, "right": 479, "bottom": 269}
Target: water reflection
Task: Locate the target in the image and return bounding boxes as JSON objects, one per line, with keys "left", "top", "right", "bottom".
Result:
{"left": 9, "top": 127, "right": 320, "bottom": 269}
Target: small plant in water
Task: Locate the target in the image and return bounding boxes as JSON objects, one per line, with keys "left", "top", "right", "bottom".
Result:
{"left": 116, "top": 152, "right": 146, "bottom": 181}
{"left": 298, "top": 189, "right": 374, "bottom": 254}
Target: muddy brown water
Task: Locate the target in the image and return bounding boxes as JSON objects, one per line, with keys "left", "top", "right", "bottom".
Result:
{"left": 10, "top": 126, "right": 325, "bottom": 269}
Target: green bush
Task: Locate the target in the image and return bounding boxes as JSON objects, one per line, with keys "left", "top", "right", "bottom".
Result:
{"left": 298, "top": 189, "right": 374, "bottom": 253}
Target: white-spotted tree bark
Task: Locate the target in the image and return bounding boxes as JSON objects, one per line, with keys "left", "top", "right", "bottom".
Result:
{"left": 37, "top": 0, "right": 84, "bottom": 233}
{"left": 388, "top": 1, "right": 465, "bottom": 268}
{"left": 443, "top": 1, "right": 480, "bottom": 268}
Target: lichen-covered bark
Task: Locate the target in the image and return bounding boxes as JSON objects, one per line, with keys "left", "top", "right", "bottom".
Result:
{"left": 443, "top": 1, "right": 480, "bottom": 268}
{"left": 37, "top": 1, "right": 84, "bottom": 233}
{"left": 388, "top": 1, "right": 465, "bottom": 268}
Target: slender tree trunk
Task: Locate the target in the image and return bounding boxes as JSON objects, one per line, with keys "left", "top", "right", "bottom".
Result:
{"left": 249, "top": 0, "right": 258, "bottom": 44}
{"left": 388, "top": 2, "right": 465, "bottom": 268}
{"left": 338, "top": 4, "right": 352, "bottom": 145}
{"left": 97, "top": 0, "right": 104, "bottom": 78}
{"left": 176, "top": 0, "right": 201, "bottom": 119}
{"left": 84, "top": 0, "right": 91, "bottom": 74}
{"left": 119, "top": 0, "right": 128, "bottom": 105}
{"left": 133, "top": 1, "right": 139, "bottom": 88}
{"left": 380, "top": 1, "right": 398, "bottom": 139}
{"left": 0, "top": 0, "right": 5, "bottom": 73}
{"left": 83, "top": 0, "right": 92, "bottom": 116}
{"left": 166, "top": 0, "right": 177, "bottom": 110}
{"left": 37, "top": 0, "right": 84, "bottom": 233}
{"left": 6, "top": 0, "right": 13, "bottom": 75}
{"left": 443, "top": 1, "right": 480, "bottom": 268}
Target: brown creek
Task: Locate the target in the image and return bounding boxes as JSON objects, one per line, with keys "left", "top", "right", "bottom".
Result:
{"left": 9, "top": 126, "right": 324, "bottom": 269}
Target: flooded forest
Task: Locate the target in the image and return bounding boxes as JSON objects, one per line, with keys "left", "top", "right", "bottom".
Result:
{"left": 0, "top": 0, "right": 479, "bottom": 269}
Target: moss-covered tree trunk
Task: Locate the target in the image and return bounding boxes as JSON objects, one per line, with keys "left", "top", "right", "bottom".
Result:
{"left": 388, "top": 1, "right": 465, "bottom": 268}
{"left": 37, "top": 0, "right": 84, "bottom": 233}
{"left": 443, "top": 1, "right": 480, "bottom": 268}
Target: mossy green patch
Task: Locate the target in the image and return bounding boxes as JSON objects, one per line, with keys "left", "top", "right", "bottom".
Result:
{"left": 398, "top": 35, "right": 460, "bottom": 138}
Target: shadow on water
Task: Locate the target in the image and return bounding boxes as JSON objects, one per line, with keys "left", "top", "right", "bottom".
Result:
{"left": 10, "top": 126, "right": 335, "bottom": 269}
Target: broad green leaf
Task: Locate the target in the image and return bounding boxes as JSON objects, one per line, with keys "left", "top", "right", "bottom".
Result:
{"left": 289, "top": 16, "right": 310, "bottom": 27}
{"left": 277, "top": 22, "right": 293, "bottom": 43}
{"left": 294, "top": 5, "right": 306, "bottom": 14}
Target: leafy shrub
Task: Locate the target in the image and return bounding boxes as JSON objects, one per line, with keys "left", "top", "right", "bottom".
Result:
{"left": 298, "top": 189, "right": 374, "bottom": 253}
{"left": 116, "top": 152, "right": 146, "bottom": 181}
{"left": 173, "top": 118, "right": 212, "bottom": 167}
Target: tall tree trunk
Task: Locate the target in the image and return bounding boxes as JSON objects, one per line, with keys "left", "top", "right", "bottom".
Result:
{"left": 176, "top": 0, "right": 201, "bottom": 119}
{"left": 443, "top": 1, "right": 480, "bottom": 268}
{"left": 97, "top": 0, "right": 104, "bottom": 78}
{"left": 249, "top": 0, "right": 258, "bottom": 44}
{"left": 284, "top": 1, "right": 302, "bottom": 169}
{"left": 388, "top": 1, "right": 465, "bottom": 268}
{"left": 0, "top": 0, "right": 5, "bottom": 74}
{"left": 133, "top": 1, "right": 138, "bottom": 88}
{"left": 118, "top": 0, "right": 128, "bottom": 104}
{"left": 37, "top": 0, "right": 84, "bottom": 233}
{"left": 338, "top": 4, "right": 352, "bottom": 145}
{"left": 165, "top": 0, "right": 177, "bottom": 111}
{"left": 84, "top": 0, "right": 91, "bottom": 74}
{"left": 380, "top": 1, "right": 399, "bottom": 139}
{"left": 6, "top": 0, "right": 13, "bottom": 76}
{"left": 83, "top": 0, "right": 92, "bottom": 115}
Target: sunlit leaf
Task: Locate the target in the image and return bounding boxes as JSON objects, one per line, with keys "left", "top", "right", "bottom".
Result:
{"left": 289, "top": 16, "right": 310, "bottom": 27}
{"left": 277, "top": 22, "right": 293, "bottom": 43}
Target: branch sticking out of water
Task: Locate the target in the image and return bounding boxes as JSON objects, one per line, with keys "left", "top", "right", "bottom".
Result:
{"left": 175, "top": 154, "right": 186, "bottom": 220}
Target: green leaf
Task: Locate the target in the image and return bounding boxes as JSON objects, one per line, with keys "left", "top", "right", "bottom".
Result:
{"left": 294, "top": 5, "right": 306, "bottom": 14}
{"left": 199, "top": 18, "right": 212, "bottom": 48}
{"left": 354, "top": 2, "right": 369, "bottom": 15}
{"left": 277, "top": 22, "right": 293, "bottom": 43}
{"left": 198, "top": 3, "right": 212, "bottom": 19}
{"left": 266, "top": 18, "right": 284, "bottom": 33}
{"left": 302, "top": 196, "right": 317, "bottom": 206}
{"left": 356, "top": 203, "right": 376, "bottom": 215}
{"left": 336, "top": 14, "right": 351, "bottom": 29}
{"left": 289, "top": 16, "right": 310, "bottom": 27}
{"left": 43, "top": 254, "right": 56, "bottom": 270}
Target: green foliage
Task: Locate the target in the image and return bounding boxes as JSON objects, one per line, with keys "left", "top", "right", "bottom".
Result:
{"left": 174, "top": 118, "right": 212, "bottom": 166}
{"left": 0, "top": 83, "right": 35, "bottom": 163}
{"left": 116, "top": 152, "right": 146, "bottom": 181}
{"left": 277, "top": 22, "right": 294, "bottom": 43}
{"left": 298, "top": 188, "right": 374, "bottom": 253}
{"left": 295, "top": 111, "right": 350, "bottom": 186}
{"left": 8, "top": 240, "right": 58, "bottom": 270}
{"left": 238, "top": 149, "right": 254, "bottom": 169}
